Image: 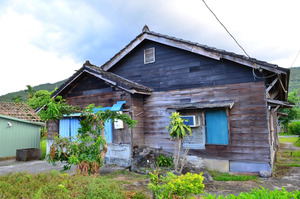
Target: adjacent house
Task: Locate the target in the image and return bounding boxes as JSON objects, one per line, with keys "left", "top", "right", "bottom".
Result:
{"left": 0, "top": 101, "right": 43, "bottom": 159}
{"left": 46, "top": 26, "right": 291, "bottom": 172}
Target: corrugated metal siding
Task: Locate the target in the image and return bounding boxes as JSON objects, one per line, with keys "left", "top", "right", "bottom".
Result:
{"left": 0, "top": 117, "right": 41, "bottom": 158}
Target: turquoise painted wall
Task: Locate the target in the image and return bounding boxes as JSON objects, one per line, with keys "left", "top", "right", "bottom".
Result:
{"left": 0, "top": 115, "right": 43, "bottom": 158}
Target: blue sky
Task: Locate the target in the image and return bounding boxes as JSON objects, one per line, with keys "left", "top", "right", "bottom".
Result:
{"left": 1, "top": 0, "right": 300, "bottom": 95}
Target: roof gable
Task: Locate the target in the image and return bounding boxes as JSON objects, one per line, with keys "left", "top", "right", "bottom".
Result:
{"left": 101, "top": 26, "right": 289, "bottom": 76}
{"left": 52, "top": 61, "right": 152, "bottom": 98}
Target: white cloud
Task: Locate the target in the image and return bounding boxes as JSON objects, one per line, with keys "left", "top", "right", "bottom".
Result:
{"left": 0, "top": 8, "right": 81, "bottom": 96}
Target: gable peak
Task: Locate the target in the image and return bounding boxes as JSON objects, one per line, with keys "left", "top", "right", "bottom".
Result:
{"left": 142, "top": 25, "right": 150, "bottom": 32}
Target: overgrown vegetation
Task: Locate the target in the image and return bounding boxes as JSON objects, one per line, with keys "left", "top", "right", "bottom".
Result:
{"left": 0, "top": 171, "right": 144, "bottom": 199}
{"left": 208, "top": 170, "right": 258, "bottom": 181}
{"left": 149, "top": 171, "right": 204, "bottom": 198}
{"left": 156, "top": 155, "right": 174, "bottom": 168}
{"left": 47, "top": 104, "right": 137, "bottom": 174}
{"left": 205, "top": 187, "right": 300, "bottom": 199}
{"left": 279, "top": 89, "right": 300, "bottom": 132}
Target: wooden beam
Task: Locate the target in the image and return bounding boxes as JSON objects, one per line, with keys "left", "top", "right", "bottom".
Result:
{"left": 270, "top": 90, "right": 279, "bottom": 100}
{"left": 266, "top": 78, "right": 278, "bottom": 93}
{"left": 267, "top": 99, "right": 294, "bottom": 108}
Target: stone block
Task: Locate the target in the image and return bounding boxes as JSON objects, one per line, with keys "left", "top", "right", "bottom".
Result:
{"left": 16, "top": 148, "right": 42, "bottom": 161}
{"left": 203, "top": 159, "right": 229, "bottom": 172}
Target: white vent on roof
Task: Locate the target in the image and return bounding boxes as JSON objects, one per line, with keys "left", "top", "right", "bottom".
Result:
{"left": 144, "top": 47, "right": 155, "bottom": 64}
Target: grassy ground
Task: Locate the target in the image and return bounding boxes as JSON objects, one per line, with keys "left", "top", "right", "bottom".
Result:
{"left": 278, "top": 132, "right": 297, "bottom": 136}
{"left": 0, "top": 171, "right": 148, "bottom": 199}
{"left": 279, "top": 137, "right": 300, "bottom": 147}
{"left": 208, "top": 170, "right": 258, "bottom": 181}
{"left": 40, "top": 139, "right": 47, "bottom": 159}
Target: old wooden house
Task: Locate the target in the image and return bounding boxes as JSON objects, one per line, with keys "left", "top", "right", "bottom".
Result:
{"left": 47, "top": 26, "right": 291, "bottom": 172}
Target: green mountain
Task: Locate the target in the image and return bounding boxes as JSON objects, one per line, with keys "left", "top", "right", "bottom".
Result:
{"left": 0, "top": 80, "right": 66, "bottom": 102}
{"left": 289, "top": 67, "right": 300, "bottom": 92}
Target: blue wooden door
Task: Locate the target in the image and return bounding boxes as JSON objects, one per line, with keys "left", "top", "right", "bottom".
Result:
{"left": 206, "top": 109, "right": 229, "bottom": 145}
{"left": 104, "top": 119, "right": 113, "bottom": 143}
{"left": 70, "top": 118, "right": 80, "bottom": 141}
{"left": 59, "top": 118, "right": 70, "bottom": 138}
{"left": 59, "top": 118, "right": 81, "bottom": 140}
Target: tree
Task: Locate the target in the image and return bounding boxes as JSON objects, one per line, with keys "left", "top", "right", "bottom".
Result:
{"left": 166, "top": 112, "right": 192, "bottom": 173}
{"left": 26, "top": 85, "right": 36, "bottom": 99}
{"left": 27, "top": 90, "right": 52, "bottom": 110}
{"left": 279, "top": 89, "right": 300, "bottom": 132}
{"left": 47, "top": 104, "right": 137, "bottom": 174}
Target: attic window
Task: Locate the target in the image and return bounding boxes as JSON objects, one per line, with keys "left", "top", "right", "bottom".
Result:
{"left": 144, "top": 47, "right": 155, "bottom": 64}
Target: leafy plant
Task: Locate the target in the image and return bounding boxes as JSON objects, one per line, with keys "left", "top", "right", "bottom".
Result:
{"left": 288, "top": 121, "right": 300, "bottom": 139}
{"left": 166, "top": 112, "right": 192, "bottom": 173}
{"left": 156, "top": 155, "right": 173, "bottom": 168}
{"left": 279, "top": 89, "right": 300, "bottom": 132}
{"left": 47, "top": 104, "right": 137, "bottom": 174}
{"left": 148, "top": 171, "right": 204, "bottom": 199}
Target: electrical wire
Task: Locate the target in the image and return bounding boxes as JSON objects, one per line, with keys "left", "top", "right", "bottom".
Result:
{"left": 291, "top": 50, "right": 300, "bottom": 68}
{"left": 201, "top": 0, "right": 251, "bottom": 58}
{"left": 202, "top": 0, "right": 283, "bottom": 83}
{"left": 252, "top": 68, "right": 277, "bottom": 79}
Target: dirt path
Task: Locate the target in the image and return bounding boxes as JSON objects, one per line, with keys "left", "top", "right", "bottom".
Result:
{"left": 204, "top": 167, "right": 300, "bottom": 196}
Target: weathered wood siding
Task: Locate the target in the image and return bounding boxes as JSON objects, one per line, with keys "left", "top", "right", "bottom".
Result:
{"left": 109, "top": 40, "right": 263, "bottom": 91}
{"left": 143, "top": 81, "right": 270, "bottom": 163}
{"left": 131, "top": 94, "right": 145, "bottom": 147}
{"left": 47, "top": 73, "right": 133, "bottom": 144}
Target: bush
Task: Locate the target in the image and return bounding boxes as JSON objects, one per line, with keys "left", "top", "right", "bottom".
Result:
{"left": 149, "top": 171, "right": 204, "bottom": 198}
{"left": 288, "top": 121, "right": 300, "bottom": 136}
{"left": 156, "top": 155, "right": 174, "bottom": 168}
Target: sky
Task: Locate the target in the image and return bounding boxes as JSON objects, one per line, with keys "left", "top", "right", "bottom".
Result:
{"left": 1, "top": 0, "right": 300, "bottom": 96}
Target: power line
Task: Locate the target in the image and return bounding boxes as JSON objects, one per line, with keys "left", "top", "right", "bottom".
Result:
{"left": 201, "top": 0, "right": 251, "bottom": 58}
{"left": 291, "top": 50, "right": 300, "bottom": 68}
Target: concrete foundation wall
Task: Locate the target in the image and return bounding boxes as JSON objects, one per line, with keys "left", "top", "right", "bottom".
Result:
{"left": 105, "top": 143, "right": 132, "bottom": 167}
{"left": 203, "top": 159, "right": 229, "bottom": 172}
{"left": 230, "top": 161, "right": 271, "bottom": 173}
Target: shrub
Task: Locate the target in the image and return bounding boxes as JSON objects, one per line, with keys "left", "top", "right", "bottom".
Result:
{"left": 288, "top": 121, "right": 300, "bottom": 136}
{"left": 156, "top": 155, "right": 174, "bottom": 168}
{"left": 149, "top": 171, "right": 204, "bottom": 198}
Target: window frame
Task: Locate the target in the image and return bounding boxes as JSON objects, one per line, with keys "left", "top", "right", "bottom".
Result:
{"left": 144, "top": 47, "right": 155, "bottom": 64}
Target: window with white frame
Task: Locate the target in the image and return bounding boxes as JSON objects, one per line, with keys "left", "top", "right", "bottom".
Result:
{"left": 144, "top": 47, "right": 155, "bottom": 64}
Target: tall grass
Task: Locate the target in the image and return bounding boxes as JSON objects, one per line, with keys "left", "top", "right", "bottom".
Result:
{"left": 0, "top": 171, "right": 128, "bottom": 198}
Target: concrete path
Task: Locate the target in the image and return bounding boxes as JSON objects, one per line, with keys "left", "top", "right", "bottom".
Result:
{"left": 0, "top": 159, "right": 126, "bottom": 175}
{"left": 0, "top": 159, "right": 76, "bottom": 175}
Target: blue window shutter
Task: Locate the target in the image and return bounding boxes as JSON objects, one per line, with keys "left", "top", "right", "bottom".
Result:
{"left": 70, "top": 118, "right": 81, "bottom": 141}
{"left": 206, "top": 109, "right": 229, "bottom": 145}
{"left": 104, "top": 119, "right": 113, "bottom": 143}
{"left": 59, "top": 118, "right": 70, "bottom": 138}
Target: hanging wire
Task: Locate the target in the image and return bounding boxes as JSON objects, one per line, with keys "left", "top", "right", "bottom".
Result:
{"left": 202, "top": 0, "right": 282, "bottom": 82}
{"left": 291, "top": 50, "right": 300, "bottom": 68}
{"left": 201, "top": 0, "right": 251, "bottom": 58}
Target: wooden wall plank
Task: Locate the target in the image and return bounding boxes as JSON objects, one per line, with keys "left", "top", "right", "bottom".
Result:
{"left": 142, "top": 81, "right": 270, "bottom": 163}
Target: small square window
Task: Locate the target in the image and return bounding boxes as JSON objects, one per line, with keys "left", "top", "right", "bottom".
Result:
{"left": 144, "top": 47, "right": 155, "bottom": 64}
